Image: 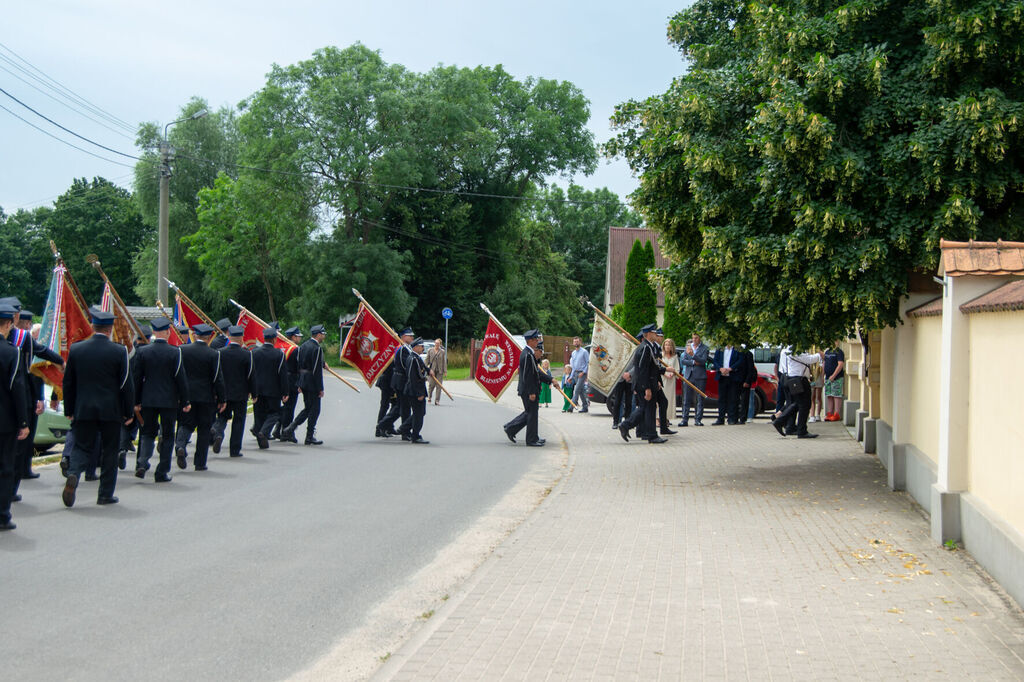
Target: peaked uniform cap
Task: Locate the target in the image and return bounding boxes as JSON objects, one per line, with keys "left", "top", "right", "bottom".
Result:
{"left": 150, "top": 317, "right": 171, "bottom": 331}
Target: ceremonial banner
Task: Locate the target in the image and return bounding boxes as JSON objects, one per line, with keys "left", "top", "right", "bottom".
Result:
{"left": 339, "top": 302, "right": 400, "bottom": 386}
{"left": 166, "top": 321, "right": 186, "bottom": 346}
{"left": 473, "top": 316, "right": 522, "bottom": 402}
{"left": 31, "top": 264, "right": 92, "bottom": 395}
{"left": 101, "top": 282, "right": 136, "bottom": 350}
{"left": 587, "top": 315, "right": 637, "bottom": 395}
{"left": 235, "top": 309, "right": 291, "bottom": 352}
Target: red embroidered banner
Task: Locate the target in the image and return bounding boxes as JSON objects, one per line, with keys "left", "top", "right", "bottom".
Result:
{"left": 30, "top": 264, "right": 93, "bottom": 395}
{"left": 235, "top": 309, "right": 292, "bottom": 352}
{"left": 339, "top": 302, "right": 400, "bottom": 386}
{"left": 473, "top": 316, "right": 521, "bottom": 402}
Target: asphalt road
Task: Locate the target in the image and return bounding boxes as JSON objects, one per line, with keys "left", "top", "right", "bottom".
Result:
{"left": 0, "top": 379, "right": 549, "bottom": 681}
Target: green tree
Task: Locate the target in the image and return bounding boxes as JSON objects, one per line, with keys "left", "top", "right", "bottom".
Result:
{"left": 661, "top": 292, "right": 691, "bottom": 346}
{"left": 620, "top": 239, "right": 657, "bottom": 335}
{"left": 0, "top": 207, "right": 52, "bottom": 311}
{"left": 45, "top": 178, "right": 149, "bottom": 305}
{"left": 607, "top": 0, "right": 1024, "bottom": 347}
{"left": 133, "top": 98, "right": 239, "bottom": 312}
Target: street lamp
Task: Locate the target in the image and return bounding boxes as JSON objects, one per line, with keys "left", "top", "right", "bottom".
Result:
{"left": 157, "top": 108, "right": 208, "bottom": 303}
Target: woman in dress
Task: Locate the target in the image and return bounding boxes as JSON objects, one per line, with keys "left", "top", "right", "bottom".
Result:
{"left": 662, "top": 338, "right": 680, "bottom": 427}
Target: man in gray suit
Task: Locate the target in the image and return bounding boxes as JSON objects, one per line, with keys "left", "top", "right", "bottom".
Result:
{"left": 678, "top": 332, "right": 709, "bottom": 426}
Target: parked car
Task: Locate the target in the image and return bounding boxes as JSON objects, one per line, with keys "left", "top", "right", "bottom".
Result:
{"left": 34, "top": 405, "right": 71, "bottom": 453}
{"left": 418, "top": 340, "right": 435, "bottom": 363}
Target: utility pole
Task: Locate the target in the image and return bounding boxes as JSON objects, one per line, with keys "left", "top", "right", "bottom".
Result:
{"left": 156, "top": 108, "right": 208, "bottom": 303}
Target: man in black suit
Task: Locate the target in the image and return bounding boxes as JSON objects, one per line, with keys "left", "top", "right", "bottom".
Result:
{"left": 275, "top": 327, "right": 302, "bottom": 442}
{"left": 61, "top": 309, "right": 134, "bottom": 507}
{"left": 404, "top": 338, "right": 429, "bottom": 444}
{"left": 285, "top": 324, "right": 327, "bottom": 445}
{"left": 618, "top": 324, "right": 667, "bottom": 444}
{"left": 502, "top": 329, "right": 551, "bottom": 447}
{"left": 0, "top": 303, "right": 29, "bottom": 529}
{"left": 251, "top": 327, "right": 289, "bottom": 449}
{"left": 712, "top": 344, "right": 744, "bottom": 425}
{"left": 173, "top": 324, "right": 225, "bottom": 471}
{"left": 737, "top": 345, "right": 759, "bottom": 424}
{"left": 134, "top": 317, "right": 190, "bottom": 482}
{"left": 390, "top": 327, "right": 415, "bottom": 439}
{"left": 118, "top": 326, "right": 150, "bottom": 470}
{"left": 0, "top": 297, "right": 63, "bottom": 502}
{"left": 15, "top": 309, "right": 45, "bottom": 482}
{"left": 375, "top": 362, "right": 399, "bottom": 437}
{"left": 211, "top": 325, "right": 252, "bottom": 458}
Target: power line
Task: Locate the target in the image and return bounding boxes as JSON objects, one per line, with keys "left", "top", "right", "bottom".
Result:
{"left": 0, "top": 86, "right": 139, "bottom": 160}
{"left": 0, "top": 102, "right": 136, "bottom": 169}
{"left": 7, "top": 172, "right": 144, "bottom": 211}
{"left": 0, "top": 41, "right": 136, "bottom": 133}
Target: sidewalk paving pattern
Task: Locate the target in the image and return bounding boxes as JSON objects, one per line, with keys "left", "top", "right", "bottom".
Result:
{"left": 377, "top": 387, "right": 1024, "bottom": 680}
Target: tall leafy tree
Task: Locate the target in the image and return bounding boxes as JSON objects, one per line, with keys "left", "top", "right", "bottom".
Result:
{"left": 133, "top": 97, "right": 239, "bottom": 313}
{"left": 45, "top": 178, "right": 148, "bottom": 305}
{"left": 620, "top": 239, "right": 658, "bottom": 335}
{"left": 607, "top": 0, "right": 1024, "bottom": 347}
{"left": 662, "top": 292, "right": 691, "bottom": 345}
{"left": 0, "top": 207, "right": 52, "bottom": 311}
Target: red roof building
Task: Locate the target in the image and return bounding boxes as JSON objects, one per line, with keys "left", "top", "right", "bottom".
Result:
{"left": 603, "top": 226, "right": 670, "bottom": 313}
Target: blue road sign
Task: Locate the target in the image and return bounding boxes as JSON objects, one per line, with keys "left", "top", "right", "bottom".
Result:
{"left": 442, "top": 307, "right": 453, "bottom": 320}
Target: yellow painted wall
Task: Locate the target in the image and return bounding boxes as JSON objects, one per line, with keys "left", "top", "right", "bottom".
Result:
{"left": 907, "top": 316, "right": 942, "bottom": 465}
{"left": 967, "top": 311, "right": 1024, "bottom": 530}
{"left": 879, "top": 327, "right": 895, "bottom": 424}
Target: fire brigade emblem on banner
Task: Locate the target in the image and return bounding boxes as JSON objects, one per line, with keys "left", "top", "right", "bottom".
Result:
{"left": 481, "top": 345, "right": 505, "bottom": 373}
{"left": 358, "top": 331, "right": 380, "bottom": 361}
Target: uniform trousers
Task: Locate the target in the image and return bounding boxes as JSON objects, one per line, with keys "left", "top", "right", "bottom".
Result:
{"left": 253, "top": 395, "right": 281, "bottom": 438}
{"left": 68, "top": 419, "right": 121, "bottom": 498}
{"left": 396, "top": 395, "right": 412, "bottom": 435}
{"left": 681, "top": 378, "right": 706, "bottom": 424}
{"left": 0, "top": 432, "right": 16, "bottom": 524}
{"left": 13, "top": 407, "right": 39, "bottom": 488}
{"left": 175, "top": 402, "right": 216, "bottom": 468}
{"left": 407, "top": 397, "right": 425, "bottom": 439}
{"left": 137, "top": 407, "right": 178, "bottom": 476}
{"left": 716, "top": 378, "right": 740, "bottom": 424}
{"left": 377, "top": 390, "right": 398, "bottom": 434}
{"left": 213, "top": 400, "right": 248, "bottom": 456}
{"left": 620, "top": 391, "right": 657, "bottom": 440}
{"left": 504, "top": 395, "right": 540, "bottom": 444}
{"left": 656, "top": 388, "right": 669, "bottom": 433}
{"left": 290, "top": 389, "right": 321, "bottom": 440}
{"left": 612, "top": 380, "right": 633, "bottom": 426}
{"left": 276, "top": 385, "right": 298, "bottom": 437}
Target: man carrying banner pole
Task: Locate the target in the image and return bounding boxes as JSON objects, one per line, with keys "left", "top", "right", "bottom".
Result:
{"left": 502, "top": 329, "right": 551, "bottom": 447}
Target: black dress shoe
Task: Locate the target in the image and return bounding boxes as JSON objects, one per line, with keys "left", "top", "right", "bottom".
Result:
{"left": 379, "top": 431, "right": 392, "bottom": 438}
{"left": 62, "top": 473, "right": 78, "bottom": 507}
{"left": 212, "top": 436, "right": 223, "bottom": 454}
{"left": 526, "top": 441, "right": 545, "bottom": 447}
{"left": 678, "top": 422, "right": 688, "bottom": 427}
{"left": 619, "top": 425, "right": 630, "bottom": 442}
{"left": 281, "top": 433, "right": 298, "bottom": 443}
{"left": 305, "top": 437, "right": 323, "bottom": 445}
{"left": 118, "top": 450, "right": 127, "bottom": 470}
{"left": 97, "top": 496, "right": 118, "bottom": 505}
{"left": 135, "top": 468, "right": 146, "bottom": 479}
{"left": 694, "top": 421, "right": 704, "bottom": 426}
{"left": 12, "top": 494, "right": 22, "bottom": 502}
{"left": 229, "top": 453, "right": 243, "bottom": 458}
{"left": 0, "top": 520, "right": 15, "bottom": 531}
{"left": 771, "top": 419, "right": 787, "bottom": 437}
{"left": 154, "top": 473, "right": 172, "bottom": 483}
{"left": 647, "top": 436, "right": 668, "bottom": 444}
{"left": 411, "top": 437, "right": 429, "bottom": 444}
{"left": 611, "top": 422, "right": 619, "bottom": 429}
{"left": 256, "top": 434, "right": 269, "bottom": 450}
{"left": 797, "top": 433, "right": 819, "bottom": 439}
{"left": 175, "top": 448, "right": 187, "bottom": 469}
{"left": 84, "top": 472, "right": 99, "bottom": 482}
{"left": 388, "top": 429, "right": 400, "bottom": 436}
{"left": 503, "top": 427, "right": 516, "bottom": 444}
{"left": 660, "top": 428, "right": 677, "bottom": 435}
{"left": 195, "top": 465, "right": 208, "bottom": 471}
{"left": 23, "top": 471, "right": 40, "bottom": 479}
{"left": 712, "top": 420, "right": 725, "bottom": 426}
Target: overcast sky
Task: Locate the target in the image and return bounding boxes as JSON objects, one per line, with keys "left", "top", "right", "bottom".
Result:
{"left": 1, "top": 1, "right": 690, "bottom": 213}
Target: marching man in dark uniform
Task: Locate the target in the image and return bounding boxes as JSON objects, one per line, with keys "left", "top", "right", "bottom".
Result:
{"left": 212, "top": 325, "right": 253, "bottom": 458}
{"left": 0, "top": 297, "right": 63, "bottom": 502}
{"left": 251, "top": 327, "right": 289, "bottom": 450}
{"left": 173, "top": 324, "right": 225, "bottom": 471}
{"left": 14, "top": 309, "right": 47, "bottom": 483}
{"left": 502, "top": 329, "right": 551, "bottom": 447}
{"left": 284, "top": 324, "right": 326, "bottom": 445}
{"left": 0, "top": 303, "right": 29, "bottom": 529}
{"left": 618, "top": 324, "right": 668, "bottom": 444}
{"left": 209, "top": 318, "right": 232, "bottom": 350}
{"left": 404, "top": 337, "right": 429, "bottom": 444}
{"left": 133, "top": 317, "right": 190, "bottom": 482}
{"left": 118, "top": 325, "right": 150, "bottom": 470}
{"left": 274, "top": 327, "right": 302, "bottom": 443}
{"left": 390, "top": 327, "right": 416, "bottom": 440}
{"left": 375, "top": 362, "right": 399, "bottom": 438}
{"left": 61, "top": 309, "right": 134, "bottom": 507}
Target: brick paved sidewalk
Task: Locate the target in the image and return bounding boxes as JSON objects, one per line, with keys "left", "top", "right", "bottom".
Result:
{"left": 375, "top": 386, "right": 1024, "bottom": 680}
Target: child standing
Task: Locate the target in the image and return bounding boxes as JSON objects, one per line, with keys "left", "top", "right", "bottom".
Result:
{"left": 560, "top": 366, "right": 574, "bottom": 412}
{"left": 538, "top": 359, "right": 552, "bottom": 407}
